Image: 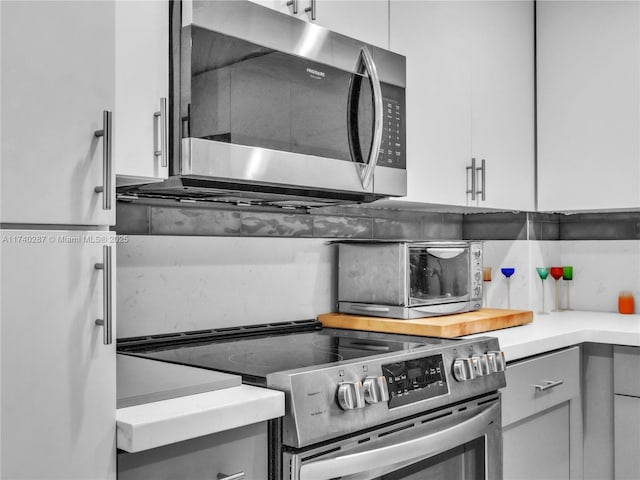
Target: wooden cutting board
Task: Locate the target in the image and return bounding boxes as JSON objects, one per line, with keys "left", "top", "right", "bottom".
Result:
{"left": 318, "top": 308, "right": 533, "bottom": 338}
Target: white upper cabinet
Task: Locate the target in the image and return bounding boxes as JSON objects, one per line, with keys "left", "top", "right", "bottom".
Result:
{"left": 115, "top": 0, "right": 169, "bottom": 182}
{"left": 250, "top": 0, "right": 389, "bottom": 49}
{"left": 389, "top": 1, "right": 534, "bottom": 211}
{"left": 537, "top": 1, "right": 640, "bottom": 212}
{"left": 0, "top": 1, "right": 116, "bottom": 225}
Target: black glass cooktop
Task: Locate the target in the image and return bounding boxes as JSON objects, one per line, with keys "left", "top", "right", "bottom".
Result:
{"left": 126, "top": 328, "right": 456, "bottom": 385}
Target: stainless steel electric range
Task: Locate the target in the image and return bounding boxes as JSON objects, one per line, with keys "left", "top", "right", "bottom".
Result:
{"left": 118, "top": 319, "right": 506, "bottom": 480}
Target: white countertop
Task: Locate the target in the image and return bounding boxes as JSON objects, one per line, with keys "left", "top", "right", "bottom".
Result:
{"left": 465, "top": 310, "right": 640, "bottom": 362}
{"left": 116, "top": 384, "right": 284, "bottom": 453}
{"left": 116, "top": 311, "right": 638, "bottom": 453}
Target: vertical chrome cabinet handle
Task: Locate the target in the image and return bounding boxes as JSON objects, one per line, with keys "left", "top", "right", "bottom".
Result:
{"left": 305, "top": 0, "right": 316, "bottom": 20}
{"left": 94, "top": 245, "right": 113, "bottom": 345}
{"left": 476, "top": 159, "right": 486, "bottom": 201}
{"left": 216, "top": 473, "right": 245, "bottom": 480}
{"left": 94, "top": 110, "right": 113, "bottom": 210}
{"left": 466, "top": 157, "right": 477, "bottom": 200}
{"left": 286, "top": 0, "right": 298, "bottom": 14}
{"left": 154, "top": 97, "right": 168, "bottom": 168}
{"left": 358, "top": 45, "right": 384, "bottom": 190}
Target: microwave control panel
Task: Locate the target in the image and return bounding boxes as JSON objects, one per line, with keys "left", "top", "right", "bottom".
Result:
{"left": 382, "top": 354, "right": 449, "bottom": 408}
{"left": 378, "top": 98, "right": 404, "bottom": 169}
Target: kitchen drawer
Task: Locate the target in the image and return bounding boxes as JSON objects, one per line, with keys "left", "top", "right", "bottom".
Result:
{"left": 502, "top": 346, "right": 580, "bottom": 427}
{"left": 614, "top": 345, "right": 640, "bottom": 397}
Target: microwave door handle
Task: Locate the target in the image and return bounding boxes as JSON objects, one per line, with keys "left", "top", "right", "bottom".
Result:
{"left": 347, "top": 46, "right": 383, "bottom": 190}
{"left": 426, "top": 247, "right": 466, "bottom": 259}
{"left": 298, "top": 401, "right": 498, "bottom": 480}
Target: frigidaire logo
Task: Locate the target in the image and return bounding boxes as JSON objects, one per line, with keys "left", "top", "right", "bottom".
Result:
{"left": 306, "top": 67, "right": 325, "bottom": 78}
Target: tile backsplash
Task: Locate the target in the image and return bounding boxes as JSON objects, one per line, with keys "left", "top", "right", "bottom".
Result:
{"left": 115, "top": 202, "right": 639, "bottom": 337}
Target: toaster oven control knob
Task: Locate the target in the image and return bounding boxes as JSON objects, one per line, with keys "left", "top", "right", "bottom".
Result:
{"left": 337, "top": 381, "right": 365, "bottom": 410}
{"left": 363, "top": 376, "right": 390, "bottom": 404}
{"left": 452, "top": 358, "right": 476, "bottom": 381}
{"left": 471, "top": 355, "right": 491, "bottom": 376}
{"left": 487, "top": 351, "right": 506, "bottom": 372}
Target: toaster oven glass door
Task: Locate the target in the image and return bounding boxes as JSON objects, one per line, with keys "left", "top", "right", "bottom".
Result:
{"left": 408, "top": 246, "right": 470, "bottom": 306}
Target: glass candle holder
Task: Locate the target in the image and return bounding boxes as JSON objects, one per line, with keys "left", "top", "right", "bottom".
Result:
{"left": 501, "top": 268, "right": 515, "bottom": 309}
{"left": 482, "top": 267, "right": 492, "bottom": 308}
{"left": 562, "top": 266, "right": 573, "bottom": 310}
{"left": 549, "top": 267, "right": 563, "bottom": 312}
{"left": 618, "top": 291, "right": 635, "bottom": 315}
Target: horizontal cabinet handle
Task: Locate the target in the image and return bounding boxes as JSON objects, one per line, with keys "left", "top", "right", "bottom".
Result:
{"left": 534, "top": 380, "right": 563, "bottom": 392}
{"left": 216, "top": 473, "right": 245, "bottom": 480}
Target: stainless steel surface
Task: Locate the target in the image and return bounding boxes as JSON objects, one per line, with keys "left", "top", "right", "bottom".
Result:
{"left": 189, "top": 1, "right": 405, "bottom": 88}
{"left": 338, "top": 241, "right": 483, "bottom": 319}
{"left": 471, "top": 354, "right": 491, "bottom": 376}
{"left": 216, "top": 472, "right": 245, "bottom": 480}
{"left": 337, "top": 381, "right": 365, "bottom": 410}
{"left": 93, "top": 110, "right": 112, "bottom": 210}
{"left": 363, "top": 375, "right": 389, "bottom": 404}
{"left": 534, "top": 379, "right": 564, "bottom": 392}
{"left": 338, "top": 301, "right": 480, "bottom": 319}
{"left": 466, "top": 157, "right": 477, "bottom": 201}
{"left": 284, "top": 394, "right": 502, "bottom": 480}
{"left": 477, "top": 158, "right": 486, "bottom": 201}
{"left": 453, "top": 358, "right": 476, "bottom": 382}
{"left": 304, "top": 0, "right": 316, "bottom": 20}
{"left": 94, "top": 245, "right": 112, "bottom": 345}
{"left": 356, "top": 45, "right": 383, "bottom": 190}
{"left": 268, "top": 335, "right": 505, "bottom": 448}
{"left": 154, "top": 97, "right": 168, "bottom": 168}
{"left": 488, "top": 350, "right": 506, "bottom": 372}
{"left": 286, "top": 0, "right": 298, "bottom": 14}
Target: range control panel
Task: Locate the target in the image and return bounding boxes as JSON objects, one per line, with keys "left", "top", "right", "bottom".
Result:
{"left": 382, "top": 355, "right": 448, "bottom": 408}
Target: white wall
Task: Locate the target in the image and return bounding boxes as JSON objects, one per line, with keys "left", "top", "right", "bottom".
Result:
{"left": 117, "top": 236, "right": 337, "bottom": 338}
{"left": 117, "top": 237, "right": 640, "bottom": 337}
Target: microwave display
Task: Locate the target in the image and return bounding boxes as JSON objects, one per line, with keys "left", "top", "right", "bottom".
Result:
{"left": 186, "top": 27, "right": 406, "bottom": 169}
{"left": 408, "top": 246, "right": 470, "bottom": 305}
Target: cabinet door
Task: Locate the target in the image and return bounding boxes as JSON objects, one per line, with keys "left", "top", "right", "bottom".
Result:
{"left": 115, "top": 0, "right": 169, "bottom": 181}
{"left": 118, "top": 422, "right": 267, "bottom": 480}
{"left": 537, "top": 1, "right": 640, "bottom": 211}
{"left": 470, "top": 1, "right": 535, "bottom": 211}
{"left": 0, "top": 230, "right": 116, "bottom": 479}
{"left": 0, "top": 1, "right": 116, "bottom": 226}
{"left": 252, "top": 0, "right": 389, "bottom": 48}
{"left": 390, "top": 1, "right": 472, "bottom": 206}
{"left": 614, "top": 395, "right": 640, "bottom": 480}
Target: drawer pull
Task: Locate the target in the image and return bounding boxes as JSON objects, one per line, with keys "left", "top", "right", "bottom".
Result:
{"left": 217, "top": 473, "right": 245, "bottom": 480}
{"left": 534, "top": 380, "right": 564, "bottom": 392}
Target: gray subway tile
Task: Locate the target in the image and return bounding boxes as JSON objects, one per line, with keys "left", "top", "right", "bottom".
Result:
{"left": 241, "top": 212, "right": 313, "bottom": 237}
{"left": 312, "top": 215, "right": 373, "bottom": 238}
{"left": 151, "top": 207, "right": 241, "bottom": 236}
{"left": 373, "top": 218, "right": 423, "bottom": 240}
{"left": 115, "top": 203, "right": 151, "bottom": 235}
{"left": 463, "top": 213, "right": 527, "bottom": 240}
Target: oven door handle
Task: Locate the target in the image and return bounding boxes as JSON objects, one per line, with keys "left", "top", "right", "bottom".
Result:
{"left": 298, "top": 401, "right": 498, "bottom": 480}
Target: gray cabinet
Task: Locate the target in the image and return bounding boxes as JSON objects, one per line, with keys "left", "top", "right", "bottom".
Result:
{"left": 613, "top": 346, "right": 640, "bottom": 480}
{"left": 501, "top": 347, "right": 582, "bottom": 480}
{"left": 0, "top": 1, "right": 116, "bottom": 226}
{"left": 118, "top": 422, "right": 268, "bottom": 480}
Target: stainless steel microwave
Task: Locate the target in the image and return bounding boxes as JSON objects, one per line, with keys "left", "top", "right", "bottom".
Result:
{"left": 137, "top": 0, "right": 406, "bottom": 207}
{"left": 338, "top": 241, "right": 484, "bottom": 319}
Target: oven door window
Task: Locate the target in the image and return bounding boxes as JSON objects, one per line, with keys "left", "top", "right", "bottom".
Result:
{"left": 408, "top": 246, "right": 470, "bottom": 306}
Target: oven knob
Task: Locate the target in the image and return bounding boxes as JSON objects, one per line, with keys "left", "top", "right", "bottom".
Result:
{"left": 337, "top": 381, "right": 365, "bottom": 410}
{"left": 363, "top": 376, "right": 390, "bottom": 404}
{"left": 452, "top": 358, "right": 476, "bottom": 381}
{"left": 471, "top": 355, "right": 491, "bottom": 376}
{"left": 487, "top": 351, "right": 506, "bottom": 372}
